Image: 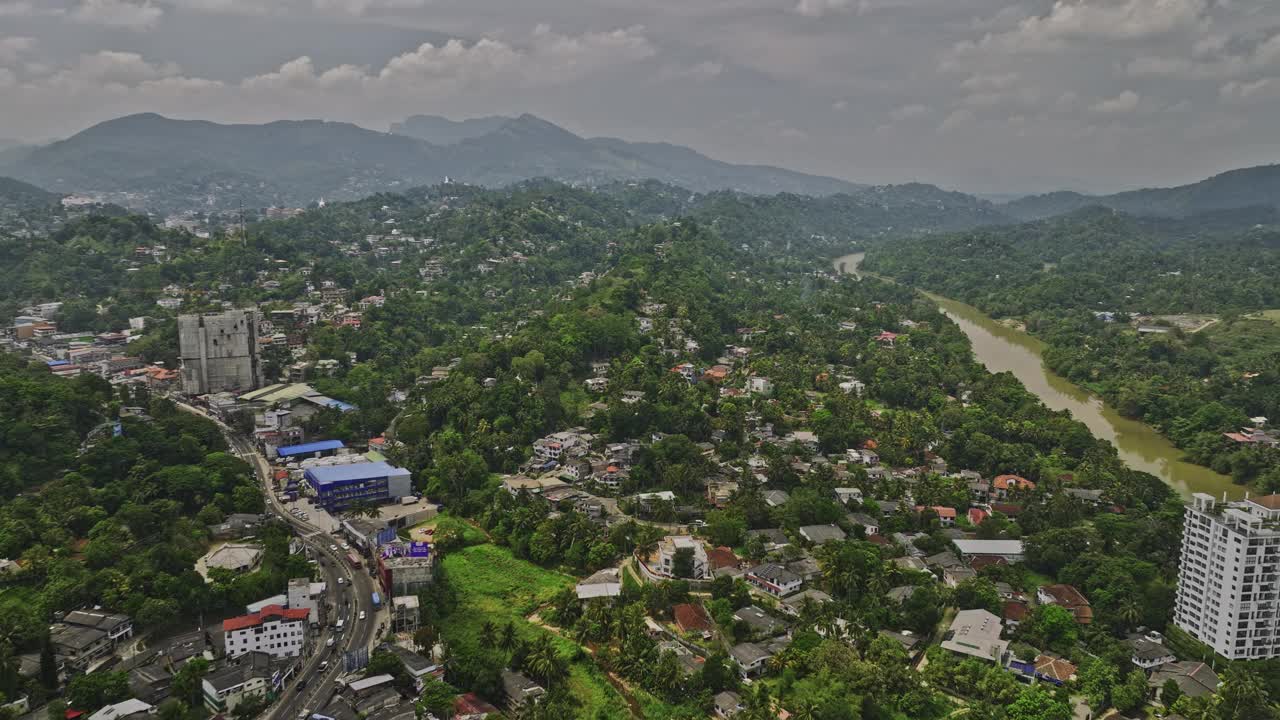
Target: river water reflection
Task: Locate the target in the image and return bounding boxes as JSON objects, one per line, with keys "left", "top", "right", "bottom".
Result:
{"left": 834, "top": 252, "right": 1239, "bottom": 499}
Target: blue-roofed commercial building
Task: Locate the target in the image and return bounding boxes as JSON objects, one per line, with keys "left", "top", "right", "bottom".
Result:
{"left": 304, "top": 462, "right": 412, "bottom": 512}
{"left": 276, "top": 440, "right": 345, "bottom": 460}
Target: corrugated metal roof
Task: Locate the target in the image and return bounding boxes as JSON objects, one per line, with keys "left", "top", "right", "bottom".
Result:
{"left": 238, "top": 383, "right": 316, "bottom": 403}
{"left": 277, "top": 440, "right": 345, "bottom": 457}
{"left": 304, "top": 461, "right": 409, "bottom": 485}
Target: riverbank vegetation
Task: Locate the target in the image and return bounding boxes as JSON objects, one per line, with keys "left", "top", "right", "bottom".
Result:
{"left": 864, "top": 208, "right": 1280, "bottom": 490}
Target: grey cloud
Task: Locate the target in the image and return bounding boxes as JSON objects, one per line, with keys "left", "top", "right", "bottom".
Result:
{"left": 1090, "top": 89, "right": 1140, "bottom": 113}
{"left": 3, "top": 0, "right": 1280, "bottom": 194}
{"left": 71, "top": 0, "right": 164, "bottom": 29}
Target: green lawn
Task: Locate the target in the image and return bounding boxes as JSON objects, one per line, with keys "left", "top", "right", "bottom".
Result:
{"left": 1245, "top": 309, "right": 1280, "bottom": 324}
{"left": 440, "top": 544, "right": 637, "bottom": 717}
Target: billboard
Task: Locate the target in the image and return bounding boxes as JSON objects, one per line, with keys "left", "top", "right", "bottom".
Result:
{"left": 380, "top": 541, "right": 430, "bottom": 559}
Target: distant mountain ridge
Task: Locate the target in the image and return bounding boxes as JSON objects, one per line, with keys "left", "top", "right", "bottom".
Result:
{"left": 0, "top": 175, "right": 61, "bottom": 210}
{"left": 392, "top": 113, "right": 866, "bottom": 198}
{"left": 1003, "top": 164, "right": 1280, "bottom": 220}
{"left": 0, "top": 112, "right": 868, "bottom": 212}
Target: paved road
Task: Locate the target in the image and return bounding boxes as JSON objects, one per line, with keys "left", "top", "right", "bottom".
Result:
{"left": 174, "top": 401, "right": 379, "bottom": 720}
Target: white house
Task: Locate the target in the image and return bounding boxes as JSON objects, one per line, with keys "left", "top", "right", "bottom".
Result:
{"left": 745, "top": 563, "right": 803, "bottom": 597}
{"left": 653, "top": 536, "right": 710, "bottom": 579}
{"left": 222, "top": 605, "right": 309, "bottom": 658}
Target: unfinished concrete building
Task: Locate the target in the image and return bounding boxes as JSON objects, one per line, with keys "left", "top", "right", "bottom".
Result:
{"left": 179, "top": 310, "right": 263, "bottom": 395}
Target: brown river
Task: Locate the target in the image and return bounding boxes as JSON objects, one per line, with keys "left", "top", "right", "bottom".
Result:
{"left": 834, "top": 252, "right": 1241, "bottom": 499}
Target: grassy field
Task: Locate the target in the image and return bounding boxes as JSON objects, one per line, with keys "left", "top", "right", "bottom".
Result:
{"left": 404, "top": 513, "right": 489, "bottom": 545}
{"left": 1205, "top": 317, "right": 1280, "bottom": 372}
{"left": 1245, "top": 309, "right": 1280, "bottom": 323}
{"left": 440, "top": 544, "right": 637, "bottom": 717}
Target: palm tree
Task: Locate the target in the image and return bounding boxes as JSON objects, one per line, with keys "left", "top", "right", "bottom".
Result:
{"left": 498, "top": 622, "right": 518, "bottom": 653}
{"left": 479, "top": 620, "right": 497, "bottom": 647}
{"left": 525, "top": 637, "right": 561, "bottom": 687}
{"left": 791, "top": 700, "right": 818, "bottom": 720}
{"left": 636, "top": 537, "right": 659, "bottom": 564}
{"left": 1117, "top": 596, "right": 1142, "bottom": 629}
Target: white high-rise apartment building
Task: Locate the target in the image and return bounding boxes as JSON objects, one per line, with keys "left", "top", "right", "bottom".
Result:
{"left": 1174, "top": 493, "right": 1280, "bottom": 660}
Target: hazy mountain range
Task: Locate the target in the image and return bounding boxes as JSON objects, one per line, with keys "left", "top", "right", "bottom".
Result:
{"left": 0, "top": 111, "right": 1277, "bottom": 224}
{"left": 1004, "top": 164, "right": 1280, "bottom": 220}
{"left": 0, "top": 113, "right": 864, "bottom": 212}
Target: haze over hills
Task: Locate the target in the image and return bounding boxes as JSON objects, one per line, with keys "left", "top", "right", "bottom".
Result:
{"left": 1003, "top": 164, "right": 1280, "bottom": 220}
{"left": 390, "top": 113, "right": 867, "bottom": 198}
{"left": 0, "top": 176, "right": 62, "bottom": 211}
{"left": 0, "top": 112, "right": 867, "bottom": 212}
{"left": 389, "top": 114, "right": 512, "bottom": 145}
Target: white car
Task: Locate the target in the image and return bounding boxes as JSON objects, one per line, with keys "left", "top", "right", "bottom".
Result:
{"left": 341, "top": 542, "right": 350, "bottom": 550}
{"left": 358, "top": 611, "right": 366, "bottom": 620}
{"left": 337, "top": 577, "right": 345, "bottom": 585}
{"left": 329, "top": 544, "right": 338, "bottom": 552}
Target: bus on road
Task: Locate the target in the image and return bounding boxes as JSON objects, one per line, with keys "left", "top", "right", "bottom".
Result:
{"left": 371, "top": 591, "right": 381, "bottom": 609}
{"left": 345, "top": 553, "right": 361, "bottom": 569}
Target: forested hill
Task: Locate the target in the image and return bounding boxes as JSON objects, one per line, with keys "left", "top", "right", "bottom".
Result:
{"left": 1004, "top": 164, "right": 1280, "bottom": 220}
{"left": 863, "top": 207, "right": 1280, "bottom": 317}
{"left": 0, "top": 176, "right": 60, "bottom": 210}
{"left": 1, "top": 113, "right": 867, "bottom": 212}
{"left": 600, "top": 180, "right": 1011, "bottom": 255}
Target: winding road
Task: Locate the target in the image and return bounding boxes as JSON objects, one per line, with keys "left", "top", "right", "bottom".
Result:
{"left": 174, "top": 400, "right": 379, "bottom": 720}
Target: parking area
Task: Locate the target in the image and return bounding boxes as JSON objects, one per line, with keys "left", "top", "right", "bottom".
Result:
{"left": 281, "top": 494, "right": 341, "bottom": 533}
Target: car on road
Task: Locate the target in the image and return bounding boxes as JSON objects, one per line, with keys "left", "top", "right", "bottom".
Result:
{"left": 337, "top": 577, "right": 345, "bottom": 585}
{"left": 326, "top": 637, "right": 335, "bottom": 647}
{"left": 329, "top": 544, "right": 338, "bottom": 552}
{"left": 341, "top": 542, "right": 350, "bottom": 550}
{"left": 358, "top": 610, "right": 366, "bottom": 620}
{"left": 319, "top": 660, "right": 329, "bottom": 671}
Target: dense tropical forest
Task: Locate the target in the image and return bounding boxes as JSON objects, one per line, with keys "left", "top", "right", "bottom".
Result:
{"left": 863, "top": 208, "right": 1280, "bottom": 490}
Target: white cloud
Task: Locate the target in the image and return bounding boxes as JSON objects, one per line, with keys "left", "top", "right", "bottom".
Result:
{"left": 71, "top": 0, "right": 164, "bottom": 29}
{"left": 166, "top": 0, "right": 273, "bottom": 13}
{"left": 1123, "top": 31, "right": 1280, "bottom": 79}
{"left": 1090, "top": 89, "right": 1140, "bottom": 113}
{"left": 937, "top": 108, "right": 974, "bottom": 133}
{"left": 662, "top": 60, "right": 723, "bottom": 82}
{"left": 960, "top": 72, "right": 1019, "bottom": 92}
{"left": 794, "top": 0, "right": 854, "bottom": 18}
{"left": 237, "top": 24, "right": 656, "bottom": 102}
{"left": 832, "top": 99, "right": 849, "bottom": 111}
{"left": 160, "top": 0, "right": 476, "bottom": 17}
{"left": 889, "top": 103, "right": 930, "bottom": 120}
{"left": 0, "top": 36, "right": 36, "bottom": 65}
{"left": 968, "top": 0, "right": 1209, "bottom": 55}
{"left": 0, "top": 25, "right": 664, "bottom": 140}
{"left": 1220, "top": 77, "right": 1278, "bottom": 103}
{"left": 56, "top": 51, "right": 182, "bottom": 85}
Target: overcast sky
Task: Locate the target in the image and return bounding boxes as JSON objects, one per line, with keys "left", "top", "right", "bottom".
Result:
{"left": 1, "top": 0, "right": 1278, "bottom": 194}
